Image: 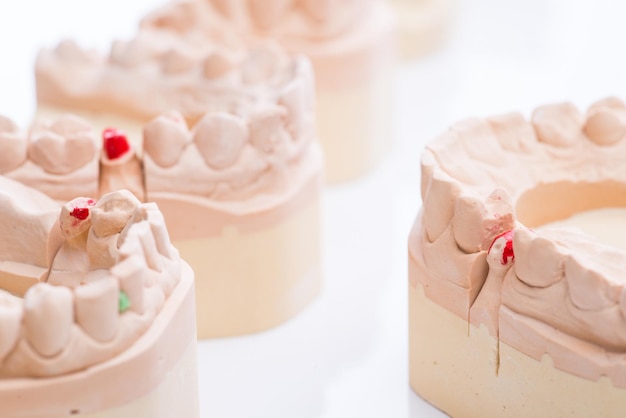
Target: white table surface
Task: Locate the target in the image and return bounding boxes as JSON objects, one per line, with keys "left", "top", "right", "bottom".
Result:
{"left": 1, "top": 1, "right": 625, "bottom": 417}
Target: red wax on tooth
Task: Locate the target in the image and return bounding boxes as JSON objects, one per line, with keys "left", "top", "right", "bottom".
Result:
{"left": 103, "top": 128, "right": 130, "bottom": 160}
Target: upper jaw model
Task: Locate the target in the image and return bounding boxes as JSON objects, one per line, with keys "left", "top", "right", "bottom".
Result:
{"left": 409, "top": 97, "right": 626, "bottom": 417}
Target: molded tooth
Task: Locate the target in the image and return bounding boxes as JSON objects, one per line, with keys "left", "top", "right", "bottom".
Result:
{"left": 90, "top": 190, "right": 141, "bottom": 239}
{"left": 54, "top": 40, "right": 98, "bottom": 63}
{"left": 75, "top": 277, "right": 119, "bottom": 342}
{"left": 513, "top": 228, "right": 564, "bottom": 287}
{"left": 144, "top": 203, "right": 178, "bottom": 260}
{"left": 451, "top": 118, "right": 504, "bottom": 166}
{"left": 127, "top": 222, "right": 164, "bottom": 272}
{"left": 111, "top": 254, "right": 146, "bottom": 314}
{"left": 143, "top": 112, "right": 190, "bottom": 168}
{"left": 161, "top": 48, "right": 198, "bottom": 74}
{"left": 249, "top": 0, "right": 292, "bottom": 29}
{"left": 566, "top": 255, "right": 619, "bottom": 311}
{"left": 109, "top": 39, "right": 154, "bottom": 68}
{"left": 278, "top": 77, "right": 313, "bottom": 139}
{"left": 193, "top": 112, "right": 249, "bottom": 170}
{"left": 300, "top": 0, "right": 332, "bottom": 21}
{"left": 487, "top": 230, "right": 515, "bottom": 268}
{"left": 420, "top": 150, "right": 436, "bottom": 202}
{"left": 488, "top": 112, "right": 538, "bottom": 153}
{"left": 453, "top": 189, "right": 515, "bottom": 253}
{"left": 28, "top": 116, "right": 97, "bottom": 175}
{"left": 241, "top": 46, "right": 279, "bottom": 85}
{"left": 422, "top": 168, "right": 462, "bottom": 243}
{"left": 0, "top": 290, "right": 24, "bottom": 362}
{"left": 59, "top": 197, "right": 96, "bottom": 239}
{"left": 584, "top": 97, "right": 626, "bottom": 146}
{"left": 24, "top": 283, "right": 73, "bottom": 357}
{"left": 0, "top": 114, "right": 28, "bottom": 174}
{"left": 203, "top": 51, "right": 236, "bottom": 79}
{"left": 532, "top": 102, "right": 583, "bottom": 147}
{"left": 248, "top": 106, "right": 287, "bottom": 153}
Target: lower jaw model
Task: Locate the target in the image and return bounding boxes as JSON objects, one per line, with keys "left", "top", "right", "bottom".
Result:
{"left": 0, "top": 179, "right": 198, "bottom": 418}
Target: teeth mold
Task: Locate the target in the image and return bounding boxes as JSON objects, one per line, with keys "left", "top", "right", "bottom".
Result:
{"left": 410, "top": 98, "right": 626, "bottom": 418}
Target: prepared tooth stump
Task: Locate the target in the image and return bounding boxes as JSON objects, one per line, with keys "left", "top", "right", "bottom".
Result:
{"left": 0, "top": 180, "right": 198, "bottom": 418}
{"left": 410, "top": 98, "right": 626, "bottom": 417}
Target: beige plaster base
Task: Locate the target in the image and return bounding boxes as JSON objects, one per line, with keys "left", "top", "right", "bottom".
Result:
{"left": 75, "top": 338, "right": 199, "bottom": 418}
{"left": 316, "top": 68, "right": 394, "bottom": 184}
{"left": 409, "top": 281, "right": 626, "bottom": 417}
{"left": 175, "top": 196, "right": 322, "bottom": 339}
{"left": 393, "top": 0, "right": 456, "bottom": 60}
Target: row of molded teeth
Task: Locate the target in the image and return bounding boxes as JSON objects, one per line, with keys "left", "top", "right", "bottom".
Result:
{"left": 207, "top": 0, "right": 363, "bottom": 29}
{"left": 0, "top": 113, "right": 97, "bottom": 176}
{"left": 420, "top": 97, "right": 626, "bottom": 252}
{"left": 143, "top": 59, "right": 313, "bottom": 170}
{"left": 0, "top": 196, "right": 181, "bottom": 369}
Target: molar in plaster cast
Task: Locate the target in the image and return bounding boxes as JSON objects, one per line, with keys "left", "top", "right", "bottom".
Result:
{"left": 248, "top": 106, "right": 288, "bottom": 153}
{"left": 278, "top": 75, "right": 312, "bottom": 139}
{"left": 193, "top": 112, "right": 249, "bottom": 170}
{"left": 422, "top": 168, "right": 462, "bottom": 243}
{"left": 0, "top": 291, "right": 23, "bottom": 362}
{"left": 143, "top": 112, "right": 191, "bottom": 167}
{"left": 248, "top": 0, "right": 292, "bottom": 29}
{"left": 452, "top": 188, "right": 515, "bottom": 254}
{"left": 75, "top": 277, "right": 120, "bottom": 342}
{"left": 24, "top": 283, "right": 73, "bottom": 357}
{"left": 54, "top": 39, "right": 100, "bottom": 64}
{"left": 532, "top": 102, "right": 584, "bottom": 147}
{"left": 451, "top": 118, "right": 505, "bottom": 166}
{"left": 584, "top": 97, "right": 626, "bottom": 146}
{"left": 487, "top": 112, "right": 538, "bottom": 153}
{"left": 28, "top": 115, "right": 97, "bottom": 175}
{"left": 203, "top": 50, "right": 237, "bottom": 79}
{"left": 160, "top": 48, "right": 200, "bottom": 75}
{"left": 109, "top": 38, "right": 155, "bottom": 68}
{"left": 0, "top": 114, "right": 28, "bottom": 173}
{"left": 241, "top": 45, "right": 281, "bottom": 85}
{"left": 513, "top": 228, "right": 564, "bottom": 287}
{"left": 565, "top": 252, "right": 622, "bottom": 312}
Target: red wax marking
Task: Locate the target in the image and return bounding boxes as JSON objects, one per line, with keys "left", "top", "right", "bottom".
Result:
{"left": 489, "top": 230, "right": 515, "bottom": 265}
{"left": 69, "top": 199, "right": 96, "bottom": 221}
{"left": 103, "top": 128, "right": 130, "bottom": 160}
{"left": 70, "top": 207, "right": 90, "bottom": 220}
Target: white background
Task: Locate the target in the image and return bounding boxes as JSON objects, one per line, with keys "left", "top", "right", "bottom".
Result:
{"left": 1, "top": 1, "right": 625, "bottom": 417}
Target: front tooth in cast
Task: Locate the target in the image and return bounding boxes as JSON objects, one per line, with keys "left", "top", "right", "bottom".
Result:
{"left": 513, "top": 228, "right": 564, "bottom": 287}
{"left": 111, "top": 254, "right": 147, "bottom": 314}
{"left": 532, "top": 102, "right": 584, "bottom": 147}
{"left": 422, "top": 168, "right": 462, "bottom": 243}
{"left": 193, "top": 112, "right": 249, "bottom": 170}
{"left": 0, "top": 290, "right": 24, "bottom": 362}
{"left": 75, "top": 277, "right": 119, "bottom": 342}
{"left": 249, "top": 0, "right": 292, "bottom": 29}
{"left": 565, "top": 255, "right": 620, "bottom": 311}
{"left": 143, "top": 111, "right": 190, "bottom": 168}
{"left": 488, "top": 112, "right": 538, "bottom": 153}
{"left": 24, "top": 283, "right": 73, "bottom": 357}
{"left": 584, "top": 97, "right": 626, "bottom": 146}
{"left": 0, "top": 114, "right": 28, "bottom": 174}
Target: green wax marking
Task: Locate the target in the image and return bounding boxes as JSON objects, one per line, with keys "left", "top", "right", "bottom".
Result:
{"left": 119, "top": 290, "right": 131, "bottom": 313}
